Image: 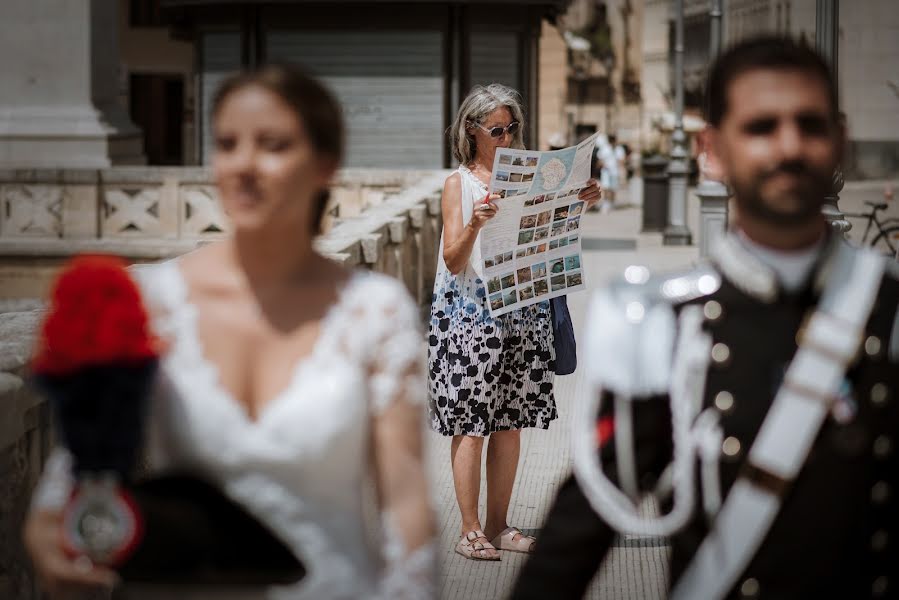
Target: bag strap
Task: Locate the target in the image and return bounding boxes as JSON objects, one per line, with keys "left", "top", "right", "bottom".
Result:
{"left": 670, "top": 242, "right": 885, "bottom": 600}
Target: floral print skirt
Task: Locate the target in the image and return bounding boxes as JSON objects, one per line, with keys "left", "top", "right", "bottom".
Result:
{"left": 427, "top": 268, "right": 557, "bottom": 437}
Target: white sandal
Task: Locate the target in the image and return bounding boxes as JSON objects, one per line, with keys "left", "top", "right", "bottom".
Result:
{"left": 490, "top": 527, "right": 536, "bottom": 553}
{"left": 455, "top": 529, "right": 501, "bottom": 561}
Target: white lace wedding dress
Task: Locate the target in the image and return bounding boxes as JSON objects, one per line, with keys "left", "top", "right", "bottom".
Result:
{"left": 32, "top": 260, "right": 435, "bottom": 599}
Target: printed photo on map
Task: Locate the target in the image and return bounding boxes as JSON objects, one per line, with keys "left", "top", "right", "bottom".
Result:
{"left": 490, "top": 293, "right": 505, "bottom": 311}
{"left": 516, "top": 266, "right": 532, "bottom": 284}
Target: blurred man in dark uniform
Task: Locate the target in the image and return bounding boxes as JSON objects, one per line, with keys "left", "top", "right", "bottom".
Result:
{"left": 511, "top": 36, "right": 899, "bottom": 600}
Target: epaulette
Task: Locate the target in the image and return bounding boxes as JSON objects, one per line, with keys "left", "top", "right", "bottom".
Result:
{"left": 604, "top": 261, "right": 722, "bottom": 307}
{"left": 583, "top": 263, "right": 721, "bottom": 397}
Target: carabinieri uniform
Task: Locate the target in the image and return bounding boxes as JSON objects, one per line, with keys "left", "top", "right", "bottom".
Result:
{"left": 511, "top": 233, "right": 899, "bottom": 600}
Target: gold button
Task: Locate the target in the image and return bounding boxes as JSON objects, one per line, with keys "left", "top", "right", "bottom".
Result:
{"left": 872, "top": 481, "right": 890, "bottom": 505}
{"left": 872, "top": 576, "right": 888, "bottom": 597}
{"left": 714, "top": 391, "right": 735, "bottom": 413}
{"left": 711, "top": 342, "right": 731, "bottom": 365}
{"left": 872, "top": 530, "right": 889, "bottom": 552}
{"left": 722, "top": 436, "right": 742, "bottom": 458}
{"left": 873, "top": 435, "right": 892, "bottom": 459}
{"left": 740, "top": 577, "right": 760, "bottom": 597}
{"left": 871, "top": 383, "right": 889, "bottom": 407}
{"left": 703, "top": 300, "right": 723, "bottom": 321}
{"left": 865, "top": 335, "right": 882, "bottom": 357}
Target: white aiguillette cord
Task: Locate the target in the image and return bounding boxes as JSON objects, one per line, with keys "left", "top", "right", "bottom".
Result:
{"left": 671, "top": 243, "right": 885, "bottom": 600}
{"left": 572, "top": 303, "right": 712, "bottom": 537}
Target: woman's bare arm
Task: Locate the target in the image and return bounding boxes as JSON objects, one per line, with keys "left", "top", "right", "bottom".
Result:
{"left": 440, "top": 173, "right": 498, "bottom": 275}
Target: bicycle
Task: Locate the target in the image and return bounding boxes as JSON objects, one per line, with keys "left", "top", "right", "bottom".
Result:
{"left": 844, "top": 200, "right": 899, "bottom": 258}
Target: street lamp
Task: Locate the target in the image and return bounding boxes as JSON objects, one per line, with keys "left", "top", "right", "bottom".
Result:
{"left": 602, "top": 54, "right": 615, "bottom": 134}
{"left": 664, "top": 0, "right": 693, "bottom": 245}
{"left": 816, "top": 0, "right": 851, "bottom": 233}
{"left": 696, "top": 0, "right": 730, "bottom": 257}
{"left": 566, "top": 31, "right": 592, "bottom": 144}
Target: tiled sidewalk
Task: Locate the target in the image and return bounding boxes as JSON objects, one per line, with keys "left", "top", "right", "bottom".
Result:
{"left": 428, "top": 196, "right": 699, "bottom": 600}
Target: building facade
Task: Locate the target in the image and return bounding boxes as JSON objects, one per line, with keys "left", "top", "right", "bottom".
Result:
{"left": 640, "top": 0, "right": 899, "bottom": 178}
{"left": 725, "top": 0, "right": 899, "bottom": 180}
{"left": 0, "top": 0, "right": 572, "bottom": 171}
{"left": 168, "top": 1, "right": 560, "bottom": 168}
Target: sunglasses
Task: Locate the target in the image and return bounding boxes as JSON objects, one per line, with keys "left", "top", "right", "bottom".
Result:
{"left": 470, "top": 120, "right": 520, "bottom": 138}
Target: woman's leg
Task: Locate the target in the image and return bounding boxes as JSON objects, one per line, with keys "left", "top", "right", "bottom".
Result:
{"left": 451, "top": 434, "right": 485, "bottom": 534}
{"left": 484, "top": 428, "right": 522, "bottom": 539}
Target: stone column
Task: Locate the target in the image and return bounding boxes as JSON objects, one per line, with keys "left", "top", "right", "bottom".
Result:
{"left": 696, "top": 179, "right": 729, "bottom": 257}
{"left": 0, "top": 0, "right": 144, "bottom": 167}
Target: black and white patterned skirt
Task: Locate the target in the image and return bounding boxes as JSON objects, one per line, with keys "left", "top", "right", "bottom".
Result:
{"left": 427, "top": 268, "right": 557, "bottom": 437}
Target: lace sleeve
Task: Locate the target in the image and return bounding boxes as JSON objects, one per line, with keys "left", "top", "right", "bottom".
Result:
{"left": 366, "top": 283, "right": 428, "bottom": 415}
{"left": 370, "top": 397, "right": 437, "bottom": 600}
{"left": 361, "top": 277, "right": 436, "bottom": 598}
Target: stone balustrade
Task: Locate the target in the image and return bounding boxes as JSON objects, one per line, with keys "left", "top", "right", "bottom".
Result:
{"left": 0, "top": 166, "right": 448, "bottom": 599}
{"left": 0, "top": 167, "right": 448, "bottom": 297}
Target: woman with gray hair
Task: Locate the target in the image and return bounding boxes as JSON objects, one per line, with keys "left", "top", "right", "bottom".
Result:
{"left": 427, "top": 84, "right": 601, "bottom": 560}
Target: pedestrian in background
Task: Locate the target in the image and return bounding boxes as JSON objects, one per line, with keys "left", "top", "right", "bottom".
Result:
{"left": 595, "top": 134, "right": 617, "bottom": 212}
{"left": 428, "top": 84, "right": 600, "bottom": 560}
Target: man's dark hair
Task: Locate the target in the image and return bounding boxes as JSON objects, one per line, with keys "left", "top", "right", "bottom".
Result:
{"left": 705, "top": 36, "right": 839, "bottom": 126}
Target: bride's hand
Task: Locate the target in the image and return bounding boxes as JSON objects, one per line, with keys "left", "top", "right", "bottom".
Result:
{"left": 24, "top": 509, "right": 119, "bottom": 598}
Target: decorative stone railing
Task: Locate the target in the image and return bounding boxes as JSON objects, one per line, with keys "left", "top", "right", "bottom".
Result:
{"left": 0, "top": 167, "right": 447, "bottom": 297}
{"left": 0, "top": 166, "right": 448, "bottom": 599}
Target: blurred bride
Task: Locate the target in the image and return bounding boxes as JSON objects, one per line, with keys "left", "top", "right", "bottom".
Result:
{"left": 24, "top": 64, "right": 435, "bottom": 599}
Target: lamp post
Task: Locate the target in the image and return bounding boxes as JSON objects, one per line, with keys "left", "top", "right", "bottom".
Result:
{"left": 816, "top": 0, "right": 851, "bottom": 233}
{"left": 709, "top": 0, "right": 722, "bottom": 58}
{"left": 566, "top": 31, "right": 592, "bottom": 145}
{"left": 603, "top": 54, "right": 615, "bottom": 134}
{"left": 696, "top": 0, "right": 730, "bottom": 257}
{"left": 664, "top": 0, "right": 692, "bottom": 245}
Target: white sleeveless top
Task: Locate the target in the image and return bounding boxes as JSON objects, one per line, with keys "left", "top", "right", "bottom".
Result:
{"left": 435, "top": 166, "right": 488, "bottom": 284}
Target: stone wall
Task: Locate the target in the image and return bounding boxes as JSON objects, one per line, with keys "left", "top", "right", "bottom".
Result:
{"left": 0, "top": 167, "right": 448, "bottom": 599}
{"left": 0, "top": 308, "right": 49, "bottom": 600}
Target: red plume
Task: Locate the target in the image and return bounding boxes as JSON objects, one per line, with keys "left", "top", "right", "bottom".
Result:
{"left": 32, "top": 255, "right": 158, "bottom": 376}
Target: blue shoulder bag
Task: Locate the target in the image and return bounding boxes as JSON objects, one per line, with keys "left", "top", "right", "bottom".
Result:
{"left": 549, "top": 295, "right": 577, "bottom": 375}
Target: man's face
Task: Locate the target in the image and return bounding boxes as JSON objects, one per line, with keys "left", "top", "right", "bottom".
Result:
{"left": 711, "top": 68, "right": 843, "bottom": 226}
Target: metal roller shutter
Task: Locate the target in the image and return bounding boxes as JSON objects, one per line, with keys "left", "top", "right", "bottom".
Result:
{"left": 266, "top": 31, "right": 444, "bottom": 168}
{"left": 469, "top": 32, "right": 521, "bottom": 92}
{"left": 199, "top": 32, "right": 242, "bottom": 164}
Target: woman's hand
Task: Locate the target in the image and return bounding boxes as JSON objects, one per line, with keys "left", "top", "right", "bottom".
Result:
{"left": 578, "top": 179, "right": 602, "bottom": 209}
{"left": 469, "top": 192, "right": 501, "bottom": 230}
{"left": 24, "top": 509, "right": 119, "bottom": 599}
